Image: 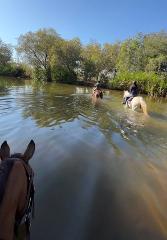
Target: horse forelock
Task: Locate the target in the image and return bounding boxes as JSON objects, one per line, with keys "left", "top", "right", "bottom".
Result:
{"left": 10, "top": 153, "right": 23, "bottom": 159}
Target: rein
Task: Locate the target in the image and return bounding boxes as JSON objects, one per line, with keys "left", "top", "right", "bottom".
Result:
{"left": 14, "top": 159, "right": 35, "bottom": 240}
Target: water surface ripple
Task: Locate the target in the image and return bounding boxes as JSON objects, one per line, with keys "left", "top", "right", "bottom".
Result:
{"left": 0, "top": 79, "right": 167, "bottom": 240}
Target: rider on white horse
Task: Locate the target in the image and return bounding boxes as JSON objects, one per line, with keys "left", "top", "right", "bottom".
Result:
{"left": 123, "top": 81, "right": 139, "bottom": 104}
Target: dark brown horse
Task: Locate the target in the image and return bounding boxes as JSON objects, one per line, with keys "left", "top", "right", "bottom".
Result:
{"left": 92, "top": 89, "right": 103, "bottom": 99}
{"left": 0, "top": 140, "right": 35, "bottom": 240}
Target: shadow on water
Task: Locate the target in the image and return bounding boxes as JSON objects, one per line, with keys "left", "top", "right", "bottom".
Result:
{"left": 0, "top": 78, "right": 167, "bottom": 240}
{"left": 149, "top": 111, "right": 167, "bottom": 121}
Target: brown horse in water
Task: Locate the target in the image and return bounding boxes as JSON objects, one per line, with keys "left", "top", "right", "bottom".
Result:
{"left": 92, "top": 89, "right": 103, "bottom": 99}
{"left": 0, "top": 140, "right": 35, "bottom": 240}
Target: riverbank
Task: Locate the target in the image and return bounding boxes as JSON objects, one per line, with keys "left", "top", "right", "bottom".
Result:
{"left": 0, "top": 74, "right": 167, "bottom": 98}
{"left": 1, "top": 30, "right": 167, "bottom": 98}
{"left": 58, "top": 72, "right": 167, "bottom": 98}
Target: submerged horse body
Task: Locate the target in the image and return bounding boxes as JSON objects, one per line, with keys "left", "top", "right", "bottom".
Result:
{"left": 0, "top": 140, "right": 35, "bottom": 240}
{"left": 123, "top": 90, "right": 148, "bottom": 116}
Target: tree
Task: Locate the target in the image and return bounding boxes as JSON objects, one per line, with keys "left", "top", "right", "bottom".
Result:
{"left": 100, "top": 43, "right": 120, "bottom": 82}
{"left": 117, "top": 34, "right": 146, "bottom": 72}
{"left": 102, "top": 43, "right": 120, "bottom": 70}
{"left": 144, "top": 32, "right": 167, "bottom": 72}
{"left": 17, "top": 28, "right": 61, "bottom": 82}
{"left": 81, "top": 42, "right": 102, "bottom": 82}
{"left": 54, "top": 38, "right": 82, "bottom": 82}
{"left": 80, "top": 42, "right": 120, "bottom": 85}
{"left": 0, "top": 39, "right": 12, "bottom": 65}
{"left": 145, "top": 55, "right": 167, "bottom": 72}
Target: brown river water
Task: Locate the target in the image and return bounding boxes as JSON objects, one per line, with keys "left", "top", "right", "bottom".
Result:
{"left": 0, "top": 77, "right": 167, "bottom": 240}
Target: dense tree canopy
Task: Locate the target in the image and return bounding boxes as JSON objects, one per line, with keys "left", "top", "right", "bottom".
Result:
{"left": 0, "top": 29, "right": 167, "bottom": 96}
{"left": 54, "top": 38, "right": 82, "bottom": 82}
{"left": 117, "top": 35, "right": 145, "bottom": 72}
{"left": 144, "top": 32, "right": 167, "bottom": 73}
{"left": 17, "top": 28, "right": 61, "bottom": 82}
{"left": 0, "top": 39, "right": 12, "bottom": 65}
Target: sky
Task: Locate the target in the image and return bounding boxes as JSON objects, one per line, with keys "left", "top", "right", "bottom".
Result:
{"left": 0, "top": 0, "right": 167, "bottom": 46}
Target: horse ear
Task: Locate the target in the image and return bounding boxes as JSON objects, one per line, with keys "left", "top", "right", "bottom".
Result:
{"left": 0, "top": 141, "right": 10, "bottom": 161}
{"left": 23, "top": 140, "right": 35, "bottom": 162}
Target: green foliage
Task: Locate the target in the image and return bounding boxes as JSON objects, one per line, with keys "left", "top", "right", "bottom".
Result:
{"left": 145, "top": 55, "right": 167, "bottom": 72}
{"left": 144, "top": 32, "right": 167, "bottom": 73}
{"left": 117, "top": 34, "right": 146, "bottom": 72}
{"left": 144, "top": 31, "right": 167, "bottom": 57}
{"left": 81, "top": 42, "right": 102, "bottom": 82}
{"left": 109, "top": 71, "right": 167, "bottom": 97}
{"left": 17, "top": 28, "right": 61, "bottom": 82}
{"left": 102, "top": 43, "right": 120, "bottom": 71}
{"left": 0, "top": 39, "right": 30, "bottom": 78}
{"left": 54, "top": 38, "right": 81, "bottom": 82}
{"left": 1, "top": 29, "right": 167, "bottom": 97}
{"left": 52, "top": 65, "right": 77, "bottom": 83}
{"left": 0, "top": 63, "right": 30, "bottom": 78}
{"left": 0, "top": 39, "right": 12, "bottom": 65}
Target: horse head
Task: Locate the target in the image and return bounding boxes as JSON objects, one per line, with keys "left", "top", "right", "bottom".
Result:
{"left": 0, "top": 140, "right": 35, "bottom": 162}
{"left": 0, "top": 140, "right": 35, "bottom": 240}
{"left": 93, "top": 90, "right": 103, "bottom": 99}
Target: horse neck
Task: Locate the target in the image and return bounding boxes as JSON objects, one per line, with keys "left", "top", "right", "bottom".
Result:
{"left": 0, "top": 160, "right": 27, "bottom": 240}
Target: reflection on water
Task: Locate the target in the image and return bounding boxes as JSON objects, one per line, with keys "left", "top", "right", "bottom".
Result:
{"left": 0, "top": 78, "right": 167, "bottom": 240}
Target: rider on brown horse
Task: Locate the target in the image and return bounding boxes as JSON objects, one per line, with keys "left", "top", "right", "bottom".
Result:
{"left": 92, "top": 81, "right": 103, "bottom": 99}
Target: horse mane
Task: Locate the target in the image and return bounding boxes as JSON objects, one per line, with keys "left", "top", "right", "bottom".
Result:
{"left": 0, "top": 159, "right": 16, "bottom": 204}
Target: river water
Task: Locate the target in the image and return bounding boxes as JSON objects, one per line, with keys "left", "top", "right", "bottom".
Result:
{"left": 0, "top": 78, "right": 167, "bottom": 240}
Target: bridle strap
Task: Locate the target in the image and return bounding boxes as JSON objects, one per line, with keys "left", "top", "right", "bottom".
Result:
{"left": 14, "top": 159, "right": 35, "bottom": 239}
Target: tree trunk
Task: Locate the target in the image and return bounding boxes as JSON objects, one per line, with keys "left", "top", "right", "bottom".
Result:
{"left": 46, "top": 66, "right": 52, "bottom": 82}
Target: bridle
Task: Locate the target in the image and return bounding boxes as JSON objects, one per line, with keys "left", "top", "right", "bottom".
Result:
{"left": 94, "top": 89, "right": 103, "bottom": 98}
{"left": 8, "top": 155, "right": 35, "bottom": 240}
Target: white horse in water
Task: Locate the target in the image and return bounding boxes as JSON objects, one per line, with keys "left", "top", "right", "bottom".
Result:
{"left": 123, "top": 90, "right": 149, "bottom": 116}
